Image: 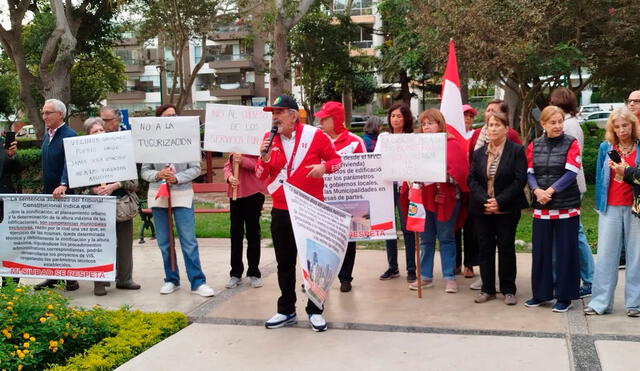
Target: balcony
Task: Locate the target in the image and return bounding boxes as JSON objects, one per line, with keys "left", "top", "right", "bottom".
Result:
{"left": 211, "top": 25, "right": 250, "bottom": 41}
{"left": 208, "top": 82, "right": 255, "bottom": 97}
{"left": 208, "top": 54, "right": 254, "bottom": 69}
{"left": 123, "top": 59, "right": 146, "bottom": 73}
{"left": 107, "top": 90, "right": 146, "bottom": 101}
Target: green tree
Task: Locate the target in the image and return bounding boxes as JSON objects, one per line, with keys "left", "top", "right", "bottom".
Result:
{"left": 0, "top": 56, "right": 21, "bottom": 127}
{"left": 377, "top": 0, "right": 433, "bottom": 105}
{"left": 134, "top": 0, "right": 237, "bottom": 113}
{"left": 0, "top": 0, "right": 125, "bottom": 138}
{"left": 71, "top": 47, "right": 126, "bottom": 115}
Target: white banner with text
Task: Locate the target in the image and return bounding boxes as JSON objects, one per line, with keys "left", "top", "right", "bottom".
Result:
{"left": 130, "top": 116, "right": 201, "bottom": 163}
{"left": 0, "top": 194, "right": 116, "bottom": 281}
{"left": 203, "top": 103, "right": 272, "bottom": 155}
{"left": 379, "top": 133, "right": 447, "bottom": 182}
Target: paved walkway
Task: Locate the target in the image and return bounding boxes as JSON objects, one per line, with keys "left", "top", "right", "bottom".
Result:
{"left": 20, "top": 239, "right": 640, "bottom": 370}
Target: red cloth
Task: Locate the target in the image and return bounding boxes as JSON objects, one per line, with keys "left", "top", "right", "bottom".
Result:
{"left": 223, "top": 154, "right": 268, "bottom": 198}
{"left": 154, "top": 181, "right": 169, "bottom": 199}
{"left": 400, "top": 135, "right": 470, "bottom": 229}
{"left": 607, "top": 149, "right": 636, "bottom": 206}
{"left": 468, "top": 127, "right": 522, "bottom": 162}
{"left": 255, "top": 123, "right": 342, "bottom": 210}
{"left": 333, "top": 130, "right": 366, "bottom": 154}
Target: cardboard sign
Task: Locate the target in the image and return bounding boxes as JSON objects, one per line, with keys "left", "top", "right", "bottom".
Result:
{"left": 64, "top": 131, "right": 137, "bottom": 188}
{"left": 130, "top": 116, "right": 201, "bottom": 163}
{"left": 379, "top": 133, "right": 447, "bottom": 182}
{"left": 203, "top": 103, "right": 272, "bottom": 155}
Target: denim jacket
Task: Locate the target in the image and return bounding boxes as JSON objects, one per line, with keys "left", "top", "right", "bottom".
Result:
{"left": 595, "top": 141, "right": 640, "bottom": 213}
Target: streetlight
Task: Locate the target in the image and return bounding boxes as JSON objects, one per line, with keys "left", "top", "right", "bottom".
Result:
{"left": 155, "top": 65, "right": 165, "bottom": 105}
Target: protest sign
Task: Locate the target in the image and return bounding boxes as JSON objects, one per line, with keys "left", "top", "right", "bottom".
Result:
{"left": 130, "top": 116, "right": 200, "bottom": 163}
{"left": 0, "top": 194, "right": 116, "bottom": 281}
{"left": 283, "top": 183, "right": 351, "bottom": 309}
{"left": 203, "top": 103, "right": 272, "bottom": 155}
{"left": 324, "top": 153, "right": 396, "bottom": 241}
{"left": 379, "top": 133, "right": 447, "bottom": 182}
{"left": 64, "top": 131, "right": 137, "bottom": 188}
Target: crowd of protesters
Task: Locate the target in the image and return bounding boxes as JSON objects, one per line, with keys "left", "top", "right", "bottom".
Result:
{"left": 2, "top": 89, "right": 640, "bottom": 333}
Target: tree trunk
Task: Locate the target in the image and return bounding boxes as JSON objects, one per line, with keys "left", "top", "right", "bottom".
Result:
{"left": 399, "top": 69, "right": 411, "bottom": 105}
{"left": 459, "top": 64, "right": 469, "bottom": 104}
{"left": 270, "top": 19, "right": 288, "bottom": 101}
{"left": 343, "top": 88, "right": 353, "bottom": 128}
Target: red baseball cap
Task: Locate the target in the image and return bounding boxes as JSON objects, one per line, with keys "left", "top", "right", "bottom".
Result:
{"left": 315, "top": 101, "right": 345, "bottom": 133}
{"left": 462, "top": 104, "right": 478, "bottom": 116}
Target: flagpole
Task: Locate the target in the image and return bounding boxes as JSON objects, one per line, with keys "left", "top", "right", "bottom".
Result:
{"left": 415, "top": 231, "right": 422, "bottom": 298}
{"left": 167, "top": 183, "right": 176, "bottom": 272}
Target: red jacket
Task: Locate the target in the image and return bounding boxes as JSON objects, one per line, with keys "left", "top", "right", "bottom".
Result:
{"left": 400, "top": 135, "right": 470, "bottom": 229}
{"left": 256, "top": 123, "right": 342, "bottom": 210}
{"left": 333, "top": 130, "right": 366, "bottom": 154}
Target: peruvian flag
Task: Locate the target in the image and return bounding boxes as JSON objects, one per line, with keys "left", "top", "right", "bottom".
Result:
{"left": 155, "top": 180, "right": 170, "bottom": 199}
{"left": 440, "top": 39, "right": 467, "bottom": 145}
{"left": 406, "top": 183, "right": 426, "bottom": 232}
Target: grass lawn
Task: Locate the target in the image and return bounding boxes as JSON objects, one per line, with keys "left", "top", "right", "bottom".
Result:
{"left": 133, "top": 187, "right": 600, "bottom": 254}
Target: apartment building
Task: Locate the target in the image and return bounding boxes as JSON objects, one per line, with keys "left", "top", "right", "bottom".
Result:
{"left": 107, "top": 27, "right": 271, "bottom": 113}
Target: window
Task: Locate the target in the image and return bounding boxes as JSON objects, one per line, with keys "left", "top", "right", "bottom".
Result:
{"left": 334, "top": 0, "right": 373, "bottom": 15}
{"left": 352, "top": 23, "right": 374, "bottom": 48}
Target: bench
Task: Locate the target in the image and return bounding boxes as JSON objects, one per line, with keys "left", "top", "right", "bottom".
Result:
{"left": 138, "top": 182, "right": 230, "bottom": 243}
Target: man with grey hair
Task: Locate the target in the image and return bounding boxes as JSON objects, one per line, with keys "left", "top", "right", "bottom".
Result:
{"left": 100, "top": 105, "right": 124, "bottom": 132}
{"left": 627, "top": 90, "right": 640, "bottom": 122}
{"left": 34, "top": 98, "right": 80, "bottom": 291}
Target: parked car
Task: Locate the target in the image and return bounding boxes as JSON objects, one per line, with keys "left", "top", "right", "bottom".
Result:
{"left": 578, "top": 111, "right": 610, "bottom": 129}
{"left": 577, "top": 103, "right": 624, "bottom": 120}
{"left": 350, "top": 115, "right": 368, "bottom": 128}
{"left": 16, "top": 124, "right": 36, "bottom": 139}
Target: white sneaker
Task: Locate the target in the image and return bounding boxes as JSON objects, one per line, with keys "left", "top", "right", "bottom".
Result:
{"left": 470, "top": 278, "right": 482, "bottom": 290}
{"left": 308, "top": 314, "right": 327, "bottom": 332}
{"left": 225, "top": 276, "right": 241, "bottom": 289}
{"left": 160, "top": 282, "right": 179, "bottom": 294}
{"left": 265, "top": 313, "right": 297, "bottom": 329}
{"left": 249, "top": 276, "right": 263, "bottom": 288}
{"left": 191, "top": 283, "right": 215, "bottom": 297}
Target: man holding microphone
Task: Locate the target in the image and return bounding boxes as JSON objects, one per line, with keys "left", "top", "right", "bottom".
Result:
{"left": 256, "top": 95, "right": 342, "bottom": 332}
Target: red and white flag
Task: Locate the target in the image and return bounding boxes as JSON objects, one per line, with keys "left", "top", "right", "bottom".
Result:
{"left": 155, "top": 180, "right": 170, "bottom": 199}
{"left": 440, "top": 39, "right": 467, "bottom": 144}
{"left": 406, "top": 183, "right": 426, "bottom": 232}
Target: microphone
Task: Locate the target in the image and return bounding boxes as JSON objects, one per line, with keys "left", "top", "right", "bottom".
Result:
{"left": 262, "top": 125, "right": 278, "bottom": 156}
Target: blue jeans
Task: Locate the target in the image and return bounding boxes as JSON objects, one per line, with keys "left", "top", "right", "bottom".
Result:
{"left": 588, "top": 206, "right": 640, "bottom": 313}
{"left": 385, "top": 183, "right": 416, "bottom": 273}
{"left": 419, "top": 201, "right": 460, "bottom": 280}
{"left": 577, "top": 221, "right": 594, "bottom": 285}
{"left": 152, "top": 206, "right": 206, "bottom": 290}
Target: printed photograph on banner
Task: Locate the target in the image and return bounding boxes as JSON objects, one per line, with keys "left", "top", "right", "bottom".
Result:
{"left": 324, "top": 153, "right": 396, "bottom": 241}
{"left": 283, "top": 183, "right": 351, "bottom": 309}
{"left": 379, "top": 133, "right": 447, "bottom": 182}
{"left": 130, "top": 116, "right": 200, "bottom": 163}
{"left": 203, "top": 103, "right": 272, "bottom": 155}
{"left": 63, "top": 131, "right": 138, "bottom": 188}
{"left": 304, "top": 239, "right": 341, "bottom": 306}
{"left": 0, "top": 194, "right": 117, "bottom": 281}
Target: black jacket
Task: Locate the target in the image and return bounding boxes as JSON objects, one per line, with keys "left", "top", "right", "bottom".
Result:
{"left": 468, "top": 140, "right": 528, "bottom": 215}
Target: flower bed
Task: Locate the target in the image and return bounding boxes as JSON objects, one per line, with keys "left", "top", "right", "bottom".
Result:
{"left": 0, "top": 282, "right": 187, "bottom": 370}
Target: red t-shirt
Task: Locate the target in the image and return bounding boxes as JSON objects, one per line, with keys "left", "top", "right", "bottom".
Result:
{"left": 607, "top": 148, "right": 636, "bottom": 206}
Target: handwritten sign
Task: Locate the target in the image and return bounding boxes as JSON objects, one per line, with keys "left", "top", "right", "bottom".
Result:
{"left": 203, "top": 103, "right": 272, "bottom": 155}
{"left": 379, "top": 133, "right": 447, "bottom": 182}
{"left": 130, "top": 116, "right": 201, "bottom": 163}
{"left": 63, "top": 131, "right": 137, "bottom": 188}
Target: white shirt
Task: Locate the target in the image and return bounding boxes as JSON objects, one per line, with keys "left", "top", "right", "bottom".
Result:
{"left": 281, "top": 130, "right": 296, "bottom": 164}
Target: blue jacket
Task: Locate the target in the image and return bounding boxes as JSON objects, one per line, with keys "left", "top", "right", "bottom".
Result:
{"left": 595, "top": 140, "right": 640, "bottom": 212}
{"left": 41, "top": 124, "right": 76, "bottom": 193}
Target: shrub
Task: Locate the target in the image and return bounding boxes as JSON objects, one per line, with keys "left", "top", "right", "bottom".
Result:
{"left": 0, "top": 282, "right": 113, "bottom": 371}
{"left": 47, "top": 310, "right": 187, "bottom": 371}
{"left": 15, "top": 148, "right": 42, "bottom": 193}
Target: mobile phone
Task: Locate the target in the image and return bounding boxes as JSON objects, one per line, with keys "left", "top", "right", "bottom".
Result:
{"left": 608, "top": 150, "right": 622, "bottom": 163}
{"left": 4, "top": 131, "right": 15, "bottom": 149}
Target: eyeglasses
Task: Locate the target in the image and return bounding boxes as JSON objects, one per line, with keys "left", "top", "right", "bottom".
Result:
{"left": 627, "top": 99, "right": 640, "bottom": 104}
{"left": 41, "top": 111, "right": 59, "bottom": 115}
{"left": 102, "top": 117, "right": 116, "bottom": 122}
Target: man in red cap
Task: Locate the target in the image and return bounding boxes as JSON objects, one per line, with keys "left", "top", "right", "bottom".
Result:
{"left": 256, "top": 95, "right": 342, "bottom": 332}
{"left": 315, "top": 101, "right": 366, "bottom": 293}
{"left": 462, "top": 104, "right": 478, "bottom": 139}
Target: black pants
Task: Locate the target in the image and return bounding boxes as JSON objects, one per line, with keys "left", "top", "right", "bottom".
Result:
{"left": 475, "top": 212, "right": 520, "bottom": 295}
{"left": 456, "top": 218, "right": 479, "bottom": 268}
{"left": 271, "top": 208, "right": 322, "bottom": 315}
{"left": 338, "top": 242, "right": 356, "bottom": 283}
{"left": 230, "top": 193, "right": 265, "bottom": 278}
{"left": 532, "top": 216, "right": 580, "bottom": 301}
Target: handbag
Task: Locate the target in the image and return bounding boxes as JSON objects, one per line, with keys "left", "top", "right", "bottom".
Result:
{"left": 116, "top": 191, "right": 140, "bottom": 222}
